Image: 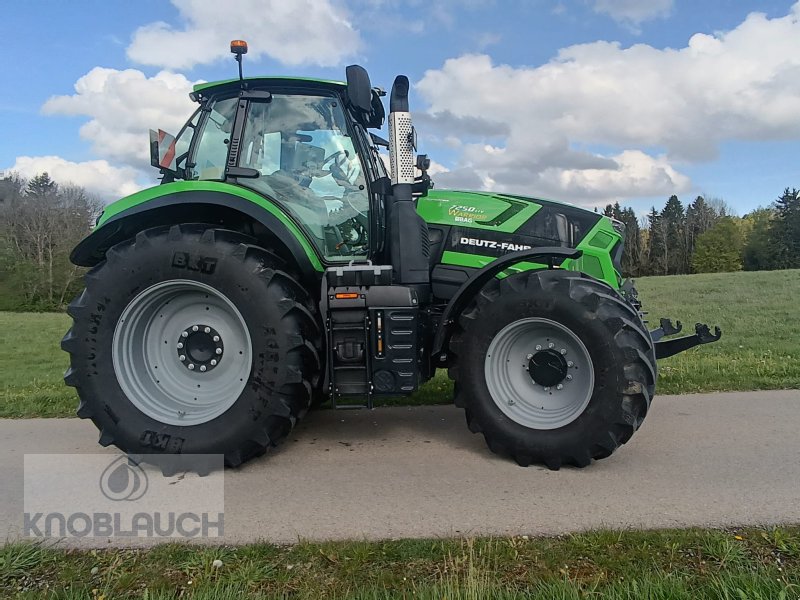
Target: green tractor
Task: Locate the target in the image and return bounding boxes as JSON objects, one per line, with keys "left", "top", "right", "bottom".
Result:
{"left": 63, "top": 41, "right": 720, "bottom": 470}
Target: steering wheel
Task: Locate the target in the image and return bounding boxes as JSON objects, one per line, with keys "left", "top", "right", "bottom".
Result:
{"left": 322, "top": 150, "right": 361, "bottom": 190}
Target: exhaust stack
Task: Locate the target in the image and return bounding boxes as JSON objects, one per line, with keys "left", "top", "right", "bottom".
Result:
{"left": 388, "top": 76, "right": 415, "bottom": 190}
{"left": 385, "top": 75, "right": 430, "bottom": 297}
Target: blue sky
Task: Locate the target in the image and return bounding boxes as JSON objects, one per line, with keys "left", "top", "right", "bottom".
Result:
{"left": 1, "top": 0, "right": 798, "bottom": 215}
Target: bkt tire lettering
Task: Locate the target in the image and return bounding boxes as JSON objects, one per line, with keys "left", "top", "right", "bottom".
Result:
{"left": 172, "top": 252, "right": 218, "bottom": 274}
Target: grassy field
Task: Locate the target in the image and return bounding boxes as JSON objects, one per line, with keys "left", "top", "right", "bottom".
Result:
{"left": 2, "top": 526, "right": 799, "bottom": 599}
{"left": 1, "top": 269, "right": 798, "bottom": 418}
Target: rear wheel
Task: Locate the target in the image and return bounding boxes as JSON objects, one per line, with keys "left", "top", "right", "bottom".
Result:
{"left": 62, "top": 224, "right": 321, "bottom": 469}
{"left": 449, "top": 269, "right": 656, "bottom": 469}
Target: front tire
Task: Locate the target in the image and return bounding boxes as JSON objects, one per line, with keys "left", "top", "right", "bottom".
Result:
{"left": 449, "top": 270, "right": 656, "bottom": 469}
{"left": 62, "top": 224, "right": 321, "bottom": 469}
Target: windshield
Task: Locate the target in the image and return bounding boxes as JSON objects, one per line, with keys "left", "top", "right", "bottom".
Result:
{"left": 232, "top": 94, "right": 370, "bottom": 261}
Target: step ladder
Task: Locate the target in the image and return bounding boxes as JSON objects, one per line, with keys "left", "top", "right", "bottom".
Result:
{"left": 326, "top": 307, "right": 374, "bottom": 409}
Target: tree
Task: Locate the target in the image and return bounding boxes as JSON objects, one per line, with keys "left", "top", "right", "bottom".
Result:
{"left": 646, "top": 207, "right": 667, "bottom": 275}
{"left": 661, "top": 195, "right": 686, "bottom": 275}
{"left": 706, "top": 196, "right": 734, "bottom": 218}
{"left": 692, "top": 218, "right": 744, "bottom": 273}
{"left": 771, "top": 188, "right": 800, "bottom": 269}
{"left": 742, "top": 207, "right": 776, "bottom": 271}
{"left": 0, "top": 172, "right": 102, "bottom": 308}
{"left": 685, "top": 196, "right": 718, "bottom": 272}
{"left": 25, "top": 172, "right": 58, "bottom": 199}
{"left": 618, "top": 207, "right": 644, "bottom": 276}
{"left": 0, "top": 173, "right": 24, "bottom": 205}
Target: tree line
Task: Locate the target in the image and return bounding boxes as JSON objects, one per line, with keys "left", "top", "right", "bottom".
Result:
{"left": 0, "top": 172, "right": 102, "bottom": 310}
{"left": 602, "top": 188, "right": 800, "bottom": 277}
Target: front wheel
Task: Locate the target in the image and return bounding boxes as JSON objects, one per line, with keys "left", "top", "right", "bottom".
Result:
{"left": 448, "top": 270, "right": 656, "bottom": 469}
{"left": 62, "top": 225, "right": 321, "bottom": 469}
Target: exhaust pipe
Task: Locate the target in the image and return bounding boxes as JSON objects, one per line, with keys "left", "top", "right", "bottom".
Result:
{"left": 388, "top": 76, "right": 415, "bottom": 193}
{"left": 385, "top": 75, "right": 429, "bottom": 294}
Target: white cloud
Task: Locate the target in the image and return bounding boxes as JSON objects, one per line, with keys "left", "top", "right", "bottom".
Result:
{"left": 416, "top": 3, "right": 800, "bottom": 204}
{"left": 127, "top": 0, "right": 360, "bottom": 69}
{"left": 7, "top": 156, "right": 143, "bottom": 201}
{"left": 591, "top": 0, "right": 673, "bottom": 27}
{"left": 42, "top": 68, "right": 197, "bottom": 170}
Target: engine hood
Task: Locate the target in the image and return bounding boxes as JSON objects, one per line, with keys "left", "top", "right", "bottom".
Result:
{"left": 417, "top": 189, "right": 600, "bottom": 233}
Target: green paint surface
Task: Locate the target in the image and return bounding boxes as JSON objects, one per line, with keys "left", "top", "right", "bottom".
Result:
{"left": 418, "top": 190, "right": 540, "bottom": 233}
{"left": 193, "top": 76, "right": 346, "bottom": 94}
{"left": 436, "top": 203, "right": 621, "bottom": 288}
{"left": 573, "top": 217, "right": 621, "bottom": 287}
{"left": 96, "top": 180, "right": 324, "bottom": 271}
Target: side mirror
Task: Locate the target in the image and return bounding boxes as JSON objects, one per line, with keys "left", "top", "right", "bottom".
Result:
{"left": 346, "top": 65, "right": 372, "bottom": 115}
{"left": 346, "top": 65, "right": 385, "bottom": 128}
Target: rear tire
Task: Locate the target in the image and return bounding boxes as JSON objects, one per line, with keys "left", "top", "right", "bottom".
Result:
{"left": 448, "top": 270, "right": 656, "bottom": 469}
{"left": 62, "top": 224, "right": 321, "bottom": 470}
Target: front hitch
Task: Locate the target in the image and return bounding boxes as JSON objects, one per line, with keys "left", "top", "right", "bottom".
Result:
{"left": 650, "top": 317, "right": 683, "bottom": 342}
{"left": 652, "top": 321, "right": 722, "bottom": 359}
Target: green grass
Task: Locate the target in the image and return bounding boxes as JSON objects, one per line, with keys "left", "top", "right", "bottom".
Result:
{"left": 0, "top": 312, "right": 74, "bottom": 418}
{"left": 636, "top": 269, "right": 800, "bottom": 394}
{"left": 1, "top": 269, "right": 798, "bottom": 419}
{"left": 2, "top": 527, "right": 800, "bottom": 599}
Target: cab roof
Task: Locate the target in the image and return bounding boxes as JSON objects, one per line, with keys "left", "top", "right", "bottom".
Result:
{"left": 192, "top": 76, "right": 347, "bottom": 95}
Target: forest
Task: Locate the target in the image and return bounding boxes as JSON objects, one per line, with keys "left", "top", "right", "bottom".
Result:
{"left": 599, "top": 188, "right": 798, "bottom": 276}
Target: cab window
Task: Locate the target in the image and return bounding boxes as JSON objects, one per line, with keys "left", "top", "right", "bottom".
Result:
{"left": 236, "top": 94, "right": 370, "bottom": 261}
{"left": 190, "top": 97, "right": 238, "bottom": 181}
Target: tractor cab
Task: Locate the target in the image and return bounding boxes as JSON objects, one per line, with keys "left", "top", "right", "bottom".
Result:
{"left": 152, "top": 79, "right": 381, "bottom": 263}
{"left": 149, "top": 42, "right": 431, "bottom": 294}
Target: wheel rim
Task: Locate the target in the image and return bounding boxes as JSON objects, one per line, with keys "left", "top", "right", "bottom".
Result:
{"left": 484, "top": 317, "right": 594, "bottom": 430}
{"left": 112, "top": 280, "right": 252, "bottom": 426}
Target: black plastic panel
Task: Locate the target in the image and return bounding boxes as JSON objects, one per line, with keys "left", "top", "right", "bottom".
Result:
{"left": 369, "top": 307, "right": 419, "bottom": 395}
{"left": 431, "top": 264, "right": 474, "bottom": 300}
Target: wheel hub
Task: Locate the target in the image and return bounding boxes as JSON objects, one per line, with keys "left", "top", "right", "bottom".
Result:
{"left": 528, "top": 349, "right": 568, "bottom": 387}
{"left": 484, "top": 317, "right": 594, "bottom": 430}
{"left": 178, "top": 324, "right": 224, "bottom": 372}
{"left": 112, "top": 279, "right": 252, "bottom": 426}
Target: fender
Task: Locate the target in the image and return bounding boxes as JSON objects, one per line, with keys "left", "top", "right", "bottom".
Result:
{"left": 71, "top": 181, "right": 324, "bottom": 280}
{"left": 431, "top": 246, "right": 582, "bottom": 361}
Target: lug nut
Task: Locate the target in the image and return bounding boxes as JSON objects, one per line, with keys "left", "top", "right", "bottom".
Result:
{"left": 210, "top": 359, "right": 217, "bottom": 366}
{"left": 213, "top": 335, "right": 220, "bottom": 342}
{"left": 192, "top": 325, "right": 199, "bottom": 332}
{"left": 508, "top": 400, "right": 515, "bottom": 406}
{"left": 567, "top": 361, "right": 574, "bottom": 367}
{"left": 535, "top": 345, "right": 542, "bottom": 351}
{"left": 200, "top": 365, "right": 207, "bottom": 372}
{"left": 526, "top": 353, "right": 533, "bottom": 360}
{"left": 557, "top": 384, "right": 563, "bottom": 390}
{"left": 181, "top": 331, "right": 188, "bottom": 338}
{"left": 188, "top": 364, "right": 195, "bottom": 370}
{"left": 548, "top": 342, "right": 555, "bottom": 349}
{"left": 204, "top": 327, "right": 211, "bottom": 333}
{"left": 177, "top": 342, "right": 184, "bottom": 349}
{"left": 179, "top": 355, "right": 186, "bottom": 362}
{"left": 215, "top": 348, "right": 222, "bottom": 355}
{"left": 560, "top": 348, "right": 567, "bottom": 355}
{"left": 566, "top": 374, "right": 573, "bottom": 381}
{"left": 544, "top": 387, "right": 550, "bottom": 392}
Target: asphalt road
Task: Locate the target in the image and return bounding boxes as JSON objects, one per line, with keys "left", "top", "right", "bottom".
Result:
{"left": 1, "top": 390, "right": 799, "bottom": 547}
